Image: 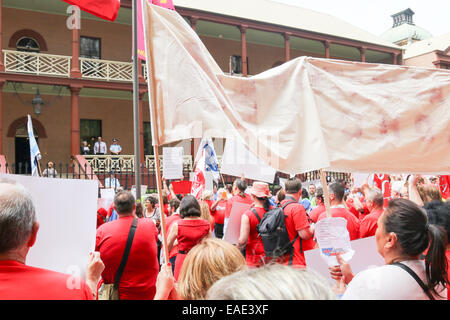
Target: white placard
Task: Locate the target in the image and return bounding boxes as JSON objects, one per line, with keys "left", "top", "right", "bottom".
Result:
{"left": 278, "top": 177, "right": 287, "bottom": 188}
{"left": 163, "top": 147, "right": 184, "bottom": 180}
{"left": 220, "top": 137, "right": 276, "bottom": 183}
{"left": 223, "top": 202, "right": 251, "bottom": 245}
{"left": 315, "top": 217, "right": 354, "bottom": 267}
{"left": 0, "top": 174, "right": 98, "bottom": 278}
{"left": 352, "top": 173, "right": 369, "bottom": 188}
{"left": 305, "top": 236, "right": 385, "bottom": 285}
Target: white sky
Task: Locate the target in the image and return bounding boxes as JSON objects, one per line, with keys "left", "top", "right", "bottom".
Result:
{"left": 271, "top": 0, "right": 450, "bottom": 37}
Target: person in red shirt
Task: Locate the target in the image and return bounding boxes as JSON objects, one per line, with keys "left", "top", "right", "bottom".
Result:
{"left": 163, "top": 197, "right": 181, "bottom": 273}
{"left": 317, "top": 182, "right": 360, "bottom": 241}
{"left": 224, "top": 179, "right": 253, "bottom": 236}
{"left": 278, "top": 178, "right": 315, "bottom": 268}
{"left": 166, "top": 195, "right": 211, "bottom": 280}
{"left": 237, "top": 181, "right": 273, "bottom": 268}
{"left": 309, "top": 187, "right": 325, "bottom": 223}
{"left": 210, "top": 188, "right": 228, "bottom": 239}
{"left": 0, "top": 180, "right": 103, "bottom": 300}
{"left": 96, "top": 191, "right": 160, "bottom": 300}
{"left": 97, "top": 207, "right": 108, "bottom": 228}
{"left": 359, "top": 188, "right": 384, "bottom": 238}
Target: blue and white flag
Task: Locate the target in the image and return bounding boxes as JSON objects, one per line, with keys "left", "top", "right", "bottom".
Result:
{"left": 27, "top": 115, "right": 41, "bottom": 176}
{"left": 195, "top": 138, "right": 219, "bottom": 183}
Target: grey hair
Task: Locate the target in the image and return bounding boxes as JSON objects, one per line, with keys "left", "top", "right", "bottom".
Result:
{"left": 206, "top": 263, "right": 337, "bottom": 300}
{"left": 366, "top": 187, "right": 384, "bottom": 208}
{"left": 0, "top": 179, "right": 36, "bottom": 253}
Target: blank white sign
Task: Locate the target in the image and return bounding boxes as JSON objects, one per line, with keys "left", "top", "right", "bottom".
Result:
{"left": 0, "top": 174, "right": 98, "bottom": 279}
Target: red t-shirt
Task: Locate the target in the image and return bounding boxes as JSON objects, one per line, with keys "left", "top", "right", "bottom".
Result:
{"left": 279, "top": 197, "right": 315, "bottom": 268}
{"left": 0, "top": 260, "right": 93, "bottom": 300}
{"left": 345, "top": 198, "right": 361, "bottom": 219}
{"left": 309, "top": 204, "right": 326, "bottom": 223}
{"left": 211, "top": 199, "right": 227, "bottom": 225}
{"left": 244, "top": 207, "right": 267, "bottom": 268}
{"left": 95, "top": 216, "right": 159, "bottom": 300}
{"left": 165, "top": 213, "right": 182, "bottom": 259}
{"left": 317, "top": 207, "right": 361, "bottom": 241}
{"left": 359, "top": 208, "right": 384, "bottom": 238}
{"left": 225, "top": 194, "right": 253, "bottom": 219}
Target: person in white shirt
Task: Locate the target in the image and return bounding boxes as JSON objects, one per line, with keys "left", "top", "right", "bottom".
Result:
{"left": 109, "top": 138, "right": 122, "bottom": 156}
{"left": 93, "top": 136, "right": 107, "bottom": 155}
{"left": 329, "top": 198, "right": 448, "bottom": 300}
{"left": 104, "top": 171, "right": 120, "bottom": 190}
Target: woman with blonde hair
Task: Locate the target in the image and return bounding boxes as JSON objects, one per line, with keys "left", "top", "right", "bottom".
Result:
{"left": 199, "top": 200, "right": 214, "bottom": 232}
{"left": 154, "top": 238, "right": 247, "bottom": 300}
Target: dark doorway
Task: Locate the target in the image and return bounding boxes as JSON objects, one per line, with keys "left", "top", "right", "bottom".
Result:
{"left": 15, "top": 137, "right": 33, "bottom": 174}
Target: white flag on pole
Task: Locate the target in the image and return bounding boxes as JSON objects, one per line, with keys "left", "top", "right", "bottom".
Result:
{"left": 27, "top": 115, "right": 41, "bottom": 177}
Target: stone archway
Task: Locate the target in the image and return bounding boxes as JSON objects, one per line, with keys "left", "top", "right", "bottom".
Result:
{"left": 7, "top": 116, "right": 47, "bottom": 138}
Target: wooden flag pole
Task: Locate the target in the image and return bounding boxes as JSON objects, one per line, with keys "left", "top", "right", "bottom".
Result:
{"left": 320, "top": 169, "right": 332, "bottom": 218}
{"left": 140, "top": 0, "right": 169, "bottom": 265}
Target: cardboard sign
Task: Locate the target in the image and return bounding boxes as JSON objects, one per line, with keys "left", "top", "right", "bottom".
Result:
{"left": 171, "top": 181, "right": 192, "bottom": 194}
{"left": 0, "top": 174, "right": 98, "bottom": 279}
{"left": 304, "top": 236, "right": 385, "bottom": 285}
{"left": 220, "top": 137, "right": 276, "bottom": 184}
{"left": 223, "top": 202, "right": 252, "bottom": 244}
{"left": 163, "top": 147, "right": 184, "bottom": 180}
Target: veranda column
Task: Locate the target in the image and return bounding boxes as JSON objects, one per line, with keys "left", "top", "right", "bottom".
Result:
{"left": 0, "top": 80, "right": 5, "bottom": 153}
{"left": 284, "top": 32, "right": 291, "bottom": 62}
{"left": 240, "top": 25, "right": 248, "bottom": 76}
{"left": 393, "top": 52, "right": 400, "bottom": 65}
{"left": 324, "top": 40, "right": 330, "bottom": 59}
{"left": 70, "top": 8, "right": 82, "bottom": 78}
{"left": 0, "top": 0, "right": 5, "bottom": 72}
{"left": 70, "top": 85, "right": 82, "bottom": 156}
{"left": 360, "top": 46, "right": 366, "bottom": 62}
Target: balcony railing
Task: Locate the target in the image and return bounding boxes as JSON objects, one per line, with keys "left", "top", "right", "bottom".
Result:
{"left": 3, "top": 50, "right": 149, "bottom": 82}
{"left": 4, "top": 50, "right": 71, "bottom": 77}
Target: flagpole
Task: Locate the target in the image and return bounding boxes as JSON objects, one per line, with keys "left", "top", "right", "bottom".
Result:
{"left": 140, "top": 0, "right": 170, "bottom": 264}
{"left": 132, "top": 0, "right": 142, "bottom": 202}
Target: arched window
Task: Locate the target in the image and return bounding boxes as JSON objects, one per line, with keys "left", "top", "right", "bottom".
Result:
{"left": 16, "top": 37, "right": 40, "bottom": 53}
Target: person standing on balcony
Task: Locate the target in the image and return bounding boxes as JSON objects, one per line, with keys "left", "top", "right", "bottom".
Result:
{"left": 110, "top": 138, "right": 122, "bottom": 156}
{"left": 94, "top": 137, "right": 107, "bottom": 155}
{"left": 81, "top": 141, "right": 91, "bottom": 155}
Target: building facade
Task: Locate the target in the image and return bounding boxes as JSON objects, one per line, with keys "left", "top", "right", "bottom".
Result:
{"left": 0, "top": 0, "right": 403, "bottom": 174}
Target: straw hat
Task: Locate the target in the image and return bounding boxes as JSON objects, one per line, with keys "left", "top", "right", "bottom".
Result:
{"left": 249, "top": 181, "right": 271, "bottom": 198}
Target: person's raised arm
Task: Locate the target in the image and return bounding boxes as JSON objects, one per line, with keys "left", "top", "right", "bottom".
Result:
{"left": 166, "top": 222, "right": 178, "bottom": 253}
{"left": 407, "top": 174, "right": 424, "bottom": 207}
{"left": 154, "top": 262, "right": 179, "bottom": 300}
{"left": 237, "top": 214, "right": 250, "bottom": 250}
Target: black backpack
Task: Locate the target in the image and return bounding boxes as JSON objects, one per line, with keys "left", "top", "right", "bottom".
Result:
{"left": 251, "top": 200, "right": 301, "bottom": 264}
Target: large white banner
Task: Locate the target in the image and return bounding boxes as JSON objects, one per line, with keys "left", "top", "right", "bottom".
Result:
{"left": 0, "top": 174, "right": 98, "bottom": 279}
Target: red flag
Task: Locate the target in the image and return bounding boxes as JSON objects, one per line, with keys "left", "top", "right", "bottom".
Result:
{"left": 191, "top": 149, "right": 206, "bottom": 199}
{"left": 62, "top": 0, "right": 121, "bottom": 22}
{"left": 439, "top": 175, "right": 450, "bottom": 200}
{"left": 171, "top": 181, "right": 192, "bottom": 194}
{"left": 373, "top": 174, "right": 391, "bottom": 207}
{"left": 152, "top": 0, "right": 175, "bottom": 10}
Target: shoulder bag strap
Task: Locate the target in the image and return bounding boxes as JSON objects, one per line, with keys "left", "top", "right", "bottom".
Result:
{"left": 113, "top": 218, "right": 138, "bottom": 290}
{"left": 391, "top": 262, "right": 435, "bottom": 300}
{"left": 251, "top": 208, "right": 261, "bottom": 223}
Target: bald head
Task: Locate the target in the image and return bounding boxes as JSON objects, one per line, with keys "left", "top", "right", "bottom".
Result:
{"left": 0, "top": 180, "right": 36, "bottom": 253}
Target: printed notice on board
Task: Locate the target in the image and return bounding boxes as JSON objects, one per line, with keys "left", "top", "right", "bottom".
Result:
{"left": 315, "top": 217, "right": 354, "bottom": 267}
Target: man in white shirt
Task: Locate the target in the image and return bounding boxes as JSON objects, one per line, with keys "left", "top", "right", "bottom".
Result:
{"left": 104, "top": 171, "right": 120, "bottom": 190}
{"left": 109, "top": 138, "right": 122, "bottom": 156}
{"left": 94, "top": 137, "right": 107, "bottom": 155}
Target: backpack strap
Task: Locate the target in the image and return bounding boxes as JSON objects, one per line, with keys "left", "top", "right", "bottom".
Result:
{"left": 251, "top": 208, "right": 262, "bottom": 223}
{"left": 390, "top": 262, "right": 435, "bottom": 300}
{"left": 114, "top": 218, "right": 138, "bottom": 290}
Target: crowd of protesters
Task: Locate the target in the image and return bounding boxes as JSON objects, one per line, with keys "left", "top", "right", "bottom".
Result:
{"left": 0, "top": 172, "right": 449, "bottom": 300}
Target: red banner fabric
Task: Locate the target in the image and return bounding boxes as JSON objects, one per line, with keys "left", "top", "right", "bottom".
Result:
{"left": 62, "top": 0, "right": 121, "bottom": 22}
{"left": 171, "top": 181, "right": 192, "bottom": 195}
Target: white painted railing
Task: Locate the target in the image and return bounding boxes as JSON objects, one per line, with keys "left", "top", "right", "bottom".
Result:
{"left": 4, "top": 50, "right": 71, "bottom": 77}
{"left": 83, "top": 154, "right": 225, "bottom": 173}
{"left": 80, "top": 57, "right": 133, "bottom": 82}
